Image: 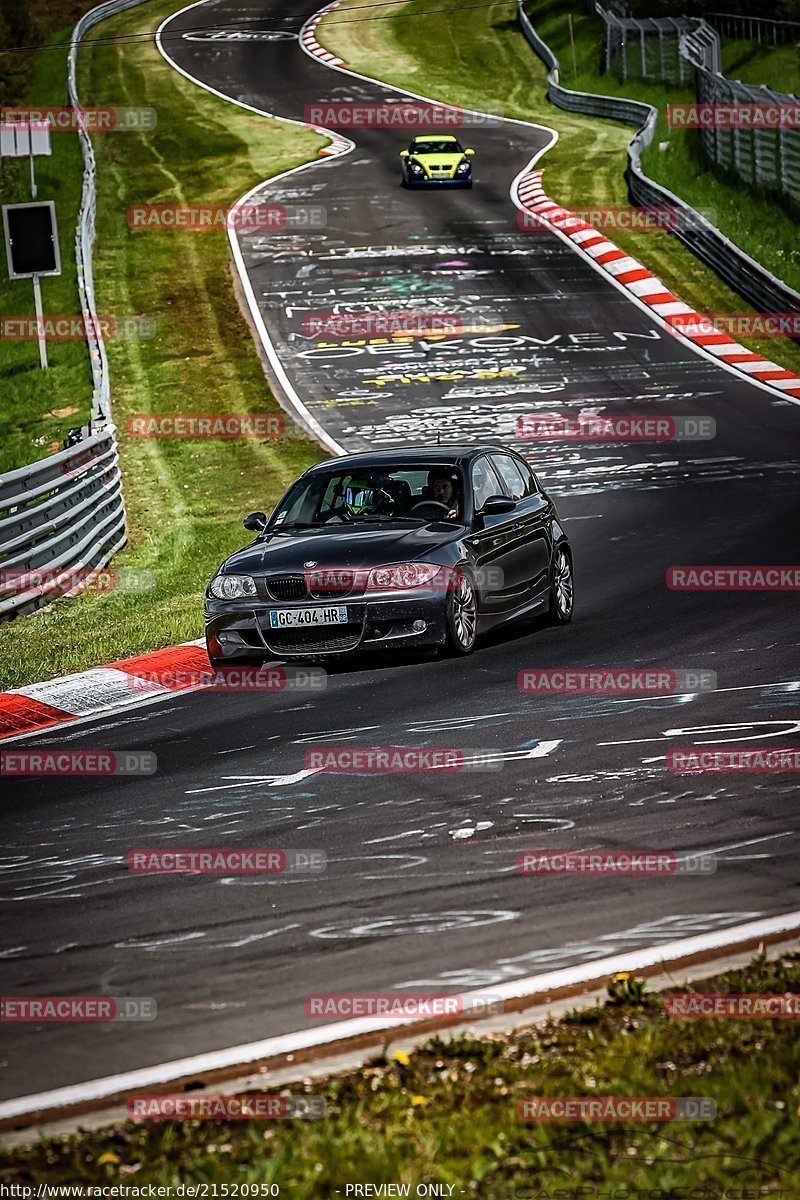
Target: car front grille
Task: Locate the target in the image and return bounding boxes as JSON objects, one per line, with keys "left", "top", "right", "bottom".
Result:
{"left": 266, "top": 575, "right": 307, "bottom": 601}
{"left": 307, "top": 570, "right": 357, "bottom": 600}
{"left": 263, "top": 626, "right": 363, "bottom": 655}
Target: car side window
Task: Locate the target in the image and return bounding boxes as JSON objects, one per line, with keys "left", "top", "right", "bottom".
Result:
{"left": 490, "top": 454, "right": 529, "bottom": 500}
{"left": 512, "top": 454, "right": 540, "bottom": 497}
{"left": 471, "top": 456, "right": 504, "bottom": 511}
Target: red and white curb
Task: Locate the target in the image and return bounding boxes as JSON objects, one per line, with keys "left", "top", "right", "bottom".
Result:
{"left": 515, "top": 170, "right": 800, "bottom": 400}
{"left": 300, "top": 0, "right": 346, "bottom": 70}
{"left": 0, "top": 640, "right": 219, "bottom": 742}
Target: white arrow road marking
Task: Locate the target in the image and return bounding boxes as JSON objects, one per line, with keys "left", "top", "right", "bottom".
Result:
{"left": 186, "top": 769, "right": 323, "bottom": 795}
{"left": 601, "top": 719, "right": 800, "bottom": 746}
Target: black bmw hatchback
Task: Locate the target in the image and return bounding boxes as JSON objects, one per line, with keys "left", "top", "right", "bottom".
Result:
{"left": 204, "top": 445, "right": 573, "bottom": 665}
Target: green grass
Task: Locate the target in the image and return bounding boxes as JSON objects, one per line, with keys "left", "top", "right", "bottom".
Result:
{"left": 4, "top": 953, "right": 800, "bottom": 1193}
{"left": 0, "top": 37, "right": 94, "bottom": 473}
{"left": 524, "top": 0, "right": 800, "bottom": 292}
{"left": 318, "top": 0, "right": 800, "bottom": 383}
{"left": 722, "top": 36, "right": 800, "bottom": 96}
{"left": 0, "top": 0, "right": 327, "bottom": 690}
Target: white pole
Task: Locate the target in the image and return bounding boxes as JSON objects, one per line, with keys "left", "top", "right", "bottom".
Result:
{"left": 32, "top": 273, "right": 48, "bottom": 368}
{"left": 568, "top": 13, "right": 578, "bottom": 80}
{"left": 29, "top": 147, "right": 37, "bottom": 198}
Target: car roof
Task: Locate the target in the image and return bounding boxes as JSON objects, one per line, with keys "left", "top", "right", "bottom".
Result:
{"left": 411, "top": 133, "right": 459, "bottom": 142}
{"left": 304, "top": 445, "right": 518, "bottom": 474}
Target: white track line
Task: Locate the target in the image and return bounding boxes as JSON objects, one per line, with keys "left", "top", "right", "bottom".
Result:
{"left": 27, "top": 0, "right": 784, "bottom": 1135}
{"left": 300, "top": 0, "right": 800, "bottom": 408}
{"left": 3, "top": 910, "right": 799, "bottom": 1122}
{"left": 154, "top": 1, "right": 352, "bottom": 455}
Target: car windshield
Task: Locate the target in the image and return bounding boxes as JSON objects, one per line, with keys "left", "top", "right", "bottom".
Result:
{"left": 268, "top": 464, "right": 464, "bottom": 530}
{"left": 412, "top": 140, "right": 462, "bottom": 154}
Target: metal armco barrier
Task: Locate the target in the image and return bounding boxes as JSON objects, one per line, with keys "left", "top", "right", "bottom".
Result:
{"left": 0, "top": 0, "right": 147, "bottom": 619}
{"left": 518, "top": 1, "right": 800, "bottom": 322}
{"left": 0, "top": 427, "right": 126, "bottom": 618}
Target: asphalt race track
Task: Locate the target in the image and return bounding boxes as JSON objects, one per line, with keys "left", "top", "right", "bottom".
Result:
{"left": 1, "top": 0, "right": 798, "bottom": 1106}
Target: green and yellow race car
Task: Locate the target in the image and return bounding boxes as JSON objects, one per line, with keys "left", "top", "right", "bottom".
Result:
{"left": 400, "top": 134, "right": 475, "bottom": 188}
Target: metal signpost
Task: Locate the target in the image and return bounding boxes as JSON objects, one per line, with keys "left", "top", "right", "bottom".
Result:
{"left": 2, "top": 200, "right": 61, "bottom": 369}
{"left": 1, "top": 122, "right": 57, "bottom": 368}
{"left": 0, "top": 119, "right": 51, "bottom": 198}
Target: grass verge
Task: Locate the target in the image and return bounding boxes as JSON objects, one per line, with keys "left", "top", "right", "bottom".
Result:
{"left": 0, "top": 0, "right": 326, "bottom": 690}
{"left": 722, "top": 36, "right": 800, "bottom": 96}
{"left": 319, "top": 0, "right": 800, "bottom": 373}
{"left": 0, "top": 35, "right": 93, "bottom": 474}
{"left": 524, "top": 0, "right": 800, "bottom": 292}
{"left": 3, "top": 952, "right": 799, "bottom": 1192}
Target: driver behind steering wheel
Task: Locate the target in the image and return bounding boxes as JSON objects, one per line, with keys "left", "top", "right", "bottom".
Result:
{"left": 428, "top": 469, "right": 461, "bottom": 519}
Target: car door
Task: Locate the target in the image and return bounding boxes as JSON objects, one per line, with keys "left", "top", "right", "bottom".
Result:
{"left": 466, "top": 455, "right": 521, "bottom": 614}
{"left": 489, "top": 453, "right": 551, "bottom": 604}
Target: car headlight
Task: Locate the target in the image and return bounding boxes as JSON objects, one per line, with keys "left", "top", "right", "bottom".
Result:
{"left": 209, "top": 574, "right": 257, "bottom": 600}
{"left": 456, "top": 161, "right": 471, "bottom": 173}
{"left": 409, "top": 162, "right": 424, "bottom": 174}
{"left": 367, "top": 563, "right": 442, "bottom": 590}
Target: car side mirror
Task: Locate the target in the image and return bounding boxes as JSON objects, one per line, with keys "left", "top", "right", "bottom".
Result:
{"left": 480, "top": 495, "right": 516, "bottom": 515}
{"left": 243, "top": 511, "right": 267, "bottom": 532}
{"left": 400, "top": 149, "right": 409, "bottom": 158}
{"left": 464, "top": 148, "right": 476, "bottom": 156}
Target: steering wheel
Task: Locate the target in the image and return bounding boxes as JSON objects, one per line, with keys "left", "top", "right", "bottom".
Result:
{"left": 372, "top": 487, "right": 397, "bottom": 515}
{"left": 406, "top": 499, "right": 450, "bottom": 519}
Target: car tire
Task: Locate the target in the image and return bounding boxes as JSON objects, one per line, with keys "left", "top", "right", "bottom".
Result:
{"left": 548, "top": 546, "right": 574, "bottom": 625}
{"left": 444, "top": 568, "right": 478, "bottom": 655}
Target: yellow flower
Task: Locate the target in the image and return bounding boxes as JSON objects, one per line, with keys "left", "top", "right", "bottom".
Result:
{"left": 97, "top": 1153, "right": 121, "bottom": 1166}
{"left": 393, "top": 1050, "right": 411, "bottom": 1066}
{"left": 612, "top": 972, "right": 630, "bottom": 981}
{"left": 411, "top": 1095, "right": 429, "bottom": 1107}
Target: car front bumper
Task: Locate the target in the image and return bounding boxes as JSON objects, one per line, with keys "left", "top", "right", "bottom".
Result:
{"left": 407, "top": 174, "right": 472, "bottom": 187}
{"left": 205, "top": 590, "right": 449, "bottom": 659}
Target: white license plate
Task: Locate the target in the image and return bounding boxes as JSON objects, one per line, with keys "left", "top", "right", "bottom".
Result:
{"left": 269, "top": 606, "right": 348, "bottom": 629}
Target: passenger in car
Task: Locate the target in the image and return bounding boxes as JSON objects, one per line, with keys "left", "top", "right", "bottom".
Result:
{"left": 429, "top": 470, "right": 461, "bottom": 519}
